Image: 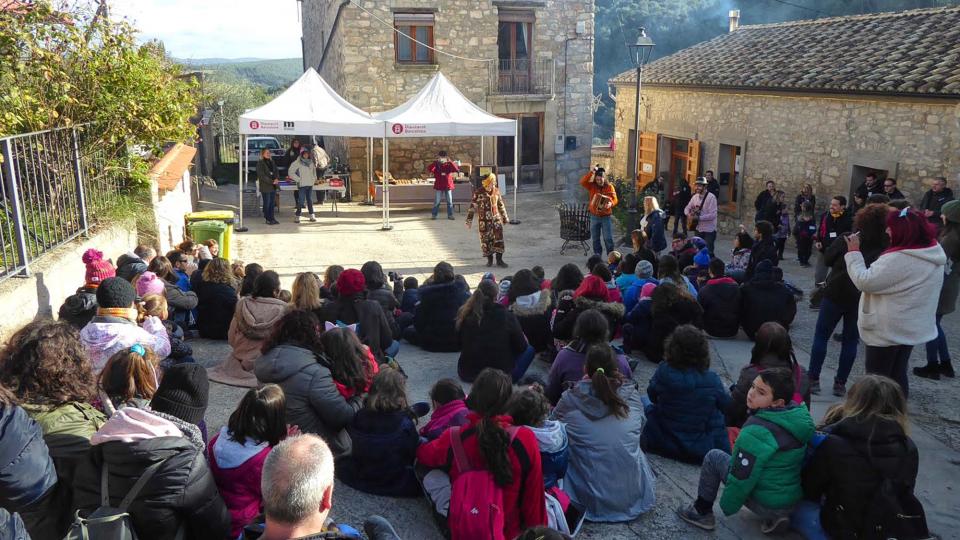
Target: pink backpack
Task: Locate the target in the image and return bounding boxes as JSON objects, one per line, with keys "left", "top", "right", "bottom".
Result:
{"left": 448, "top": 425, "right": 519, "bottom": 540}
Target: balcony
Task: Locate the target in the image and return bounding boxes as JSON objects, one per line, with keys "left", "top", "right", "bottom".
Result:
{"left": 489, "top": 57, "right": 554, "bottom": 96}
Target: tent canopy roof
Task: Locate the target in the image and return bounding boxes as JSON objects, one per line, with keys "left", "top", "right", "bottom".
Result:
{"left": 374, "top": 72, "right": 516, "bottom": 137}
{"left": 238, "top": 68, "right": 382, "bottom": 137}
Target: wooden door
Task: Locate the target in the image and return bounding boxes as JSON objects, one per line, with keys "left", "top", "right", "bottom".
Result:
{"left": 685, "top": 139, "right": 701, "bottom": 189}
{"left": 636, "top": 132, "right": 659, "bottom": 192}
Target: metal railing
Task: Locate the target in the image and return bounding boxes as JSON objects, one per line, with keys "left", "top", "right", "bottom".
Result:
{"left": 489, "top": 57, "right": 555, "bottom": 95}
{"left": 0, "top": 124, "right": 124, "bottom": 282}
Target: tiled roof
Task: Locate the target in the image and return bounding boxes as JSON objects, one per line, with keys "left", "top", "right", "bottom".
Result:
{"left": 611, "top": 6, "right": 960, "bottom": 97}
{"left": 150, "top": 143, "right": 196, "bottom": 192}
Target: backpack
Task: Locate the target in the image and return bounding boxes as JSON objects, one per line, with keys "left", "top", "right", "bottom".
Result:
{"left": 855, "top": 442, "right": 930, "bottom": 540}
{"left": 447, "top": 425, "right": 519, "bottom": 540}
{"left": 64, "top": 457, "right": 181, "bottom": 540}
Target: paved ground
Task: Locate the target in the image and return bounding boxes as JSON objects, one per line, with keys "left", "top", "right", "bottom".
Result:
{"left": 193, "top": 186, "right": 960, "bottom": 539}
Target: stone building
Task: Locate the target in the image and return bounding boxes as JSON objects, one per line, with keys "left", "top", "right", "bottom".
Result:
{"left": 301, "top": 0, "right": 594, "bottom": 192}
{"left": 609, "top": 6, "right": 960, "bottom": 231}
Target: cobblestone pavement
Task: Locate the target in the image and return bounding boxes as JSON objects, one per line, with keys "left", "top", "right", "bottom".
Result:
{"left": 194, "top": 187, "right": 959, "bottom": 539}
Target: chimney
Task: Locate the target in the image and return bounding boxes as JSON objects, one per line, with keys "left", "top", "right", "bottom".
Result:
{"left": 729, "top": 9, "right": 740, "bottom": 32}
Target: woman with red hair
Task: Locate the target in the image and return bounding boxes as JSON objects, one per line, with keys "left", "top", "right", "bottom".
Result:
{"left": 844, "top": 208, "right": 947, "bottom": 396}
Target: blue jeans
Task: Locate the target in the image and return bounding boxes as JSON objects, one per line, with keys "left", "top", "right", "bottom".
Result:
{"left": 432, "top": 189, "right": 453, "bottom": 218}
{"left": 808, "top": 297, "right": 859, "bottom": 384}
{"left": 590, "top": 215, "right": 614, "bottom": 255}
{"left": 925, "top": 314, "right": 950, "bottom": 366}
{"left": 791, "top": 500, "right": 829, "bottom": 540}
{"left": 510, "top": 345, "right": 536, "bottom": 382}
{"left": 296, "top": 186, "right": 314, "bottom": 216}
{"left": 385, "top": 339, "right": 401, "bottom": 359}
{"left": 261, "top": 191, "right": 276, "bottom": 222}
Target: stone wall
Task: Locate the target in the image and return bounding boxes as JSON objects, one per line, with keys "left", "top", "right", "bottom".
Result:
{"left": 611, "top": 83, "right": 960, "bottom": 231}
{"left": 0, "top": 222, "right": 136, "bottom": 343}
{"left": 302, "top": 0, "right": 594, "bottom": 190}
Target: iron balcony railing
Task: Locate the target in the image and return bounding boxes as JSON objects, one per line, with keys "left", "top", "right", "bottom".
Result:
{"left": 490, "top": 57, "right": 555, "bottom": 96}
{"left": 0, "top": 124, "right": 124, "bottom": 282}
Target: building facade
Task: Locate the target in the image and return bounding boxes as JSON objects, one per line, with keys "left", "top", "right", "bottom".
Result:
{"left": 609, "top": 7, "right": 960, "bottom": 232}
{"left": 301, "top": 0, "right": 594, "bottom": 192}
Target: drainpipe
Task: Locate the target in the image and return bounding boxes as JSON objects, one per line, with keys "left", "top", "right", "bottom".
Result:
{"left": 319, "top": 0, "right": 351, "bottom": 73}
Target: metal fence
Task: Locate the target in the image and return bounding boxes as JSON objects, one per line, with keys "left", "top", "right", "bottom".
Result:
{"left": 490, "top": 57, "right": 555, "bottom": 95}
{"left": 0, "top": 124, "right": 124, "bottom": 282}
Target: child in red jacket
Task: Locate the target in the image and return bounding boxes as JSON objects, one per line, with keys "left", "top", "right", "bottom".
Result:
{"left": 208, "top": 384, "right": 289, "bottom": 538}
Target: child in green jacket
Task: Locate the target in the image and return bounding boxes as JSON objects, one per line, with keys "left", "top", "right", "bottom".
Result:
{"left": 677, "top": 368, "right": 815, "bottom": 534}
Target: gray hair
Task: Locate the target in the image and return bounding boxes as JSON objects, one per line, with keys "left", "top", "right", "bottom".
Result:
{"left": 134, "top": 245, "right": 156, "bottom": 260}
{"left": 261, "top": 434, "right": 335, "bottom": 524}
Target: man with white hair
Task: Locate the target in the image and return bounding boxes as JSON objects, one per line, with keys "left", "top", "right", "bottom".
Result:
{"left": 244, "top": 434, "right": 400, "bottom": 540}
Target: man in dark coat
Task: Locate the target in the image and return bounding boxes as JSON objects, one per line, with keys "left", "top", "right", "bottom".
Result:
{"left": 854, "top": 172, "right": 882, "bottom": 200}
{"left": 881, "top": 178, "right": 905, "bottom": 200}
{"left": 754, "top": 180, "right": 777, "bottom": 224}
{"left": 739, "top": 261, "right": 797, "bottom": 340}
{"left": 698, "top": 259, "right": 741, "bottom": 338}
{"left": 812, "top": 196, "right": 853, "bottom": 286}
{"left": 704, "top": 170, "right": 721, "bottom": 200}
{"left": 919, "top": 176, "right": 955, "bottom": 230}
{"left": 115, "top": 245, "right": 155, "bottom": 282}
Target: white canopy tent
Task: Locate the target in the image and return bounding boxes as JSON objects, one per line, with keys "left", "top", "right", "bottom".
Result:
{"left": 373, "top": 72, "right": 519, "bottom": 230}
{"left": 236, "top": 68, "right": 382, "bottom": 229}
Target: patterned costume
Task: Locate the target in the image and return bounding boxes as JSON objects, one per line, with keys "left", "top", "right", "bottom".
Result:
{"left": 466, "top": 176, "right": 509, "bottom": 257}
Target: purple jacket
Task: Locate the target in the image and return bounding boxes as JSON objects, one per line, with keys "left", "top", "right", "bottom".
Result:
{"left": 546, "top": 342, "right": 633, "bottom": 404}
{"left": 419, "top": 399, "right": 469, "bottom": 441}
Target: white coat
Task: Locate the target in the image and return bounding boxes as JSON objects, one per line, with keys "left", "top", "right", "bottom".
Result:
{"left": 287, "top": 158, "right": 318, "bottom": 188}
{"left": 845, "top": 244, "right": 946, "bottom": 347}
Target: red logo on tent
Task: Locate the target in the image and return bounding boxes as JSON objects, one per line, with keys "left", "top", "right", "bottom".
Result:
{"left": 391, "top": 123, "right": 404, "bottom": 135}
{"left": 249, "top": 120, "right": 260, "bottom": 130}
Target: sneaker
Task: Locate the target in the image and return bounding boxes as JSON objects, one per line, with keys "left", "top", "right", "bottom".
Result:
{"left": 309, "top": 214, "right": 317, "bottom": 222}
{"left": 677, "top": 504, "right": 716, "bottom": 531}
{"left": 913, "top": 364, "right": 941, "bottom": 380}
{"left": 941, "top": 363, "right": 955, "bottom": 378}
{"left": 294, "top": 216, "right": 301, "bottom": 223}
{"left": 761, "top": 516, "right": 790, "bottom": 534}
{"left": 363, "top": 515, "right": 401, "bottom": 540}
{"left": 447, "top": 215, "right": 455, "bottom": 220}
{"left": 809, "top": 379, "right": 821, "bottom": 395}
{"left": 832, "top": 381, "right": 846, "bottom": 397}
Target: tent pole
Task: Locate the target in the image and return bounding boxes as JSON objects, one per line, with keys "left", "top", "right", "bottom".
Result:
{"left": 236, "top": 134, "right": 249, "bottom": 232}
{"left": 366, "top": 137, "right": 373, "bottom": 204}
{"left": 382, "top": 132, "right": 392, "bottom": 231}
{"left": 510, "top": 120, "right": 520, "bottom": 224}
{"left": 480, "top": 136, "right": 484, "bottom": 165}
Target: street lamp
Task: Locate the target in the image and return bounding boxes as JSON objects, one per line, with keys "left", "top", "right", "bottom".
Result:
{"left": 216, "top": 100, "right": 226, "bottom": 159}
{"left": 625, "top": 28, "right": 655, "bottom": 242}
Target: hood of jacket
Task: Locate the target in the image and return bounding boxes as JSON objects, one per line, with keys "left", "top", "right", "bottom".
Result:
{"left": 888, "top": 243, "right": 948, "bottom": 267}
{"left": 61, "top": 287, "right": 98, "bottom": 315}
{"left": 418, "top": 279, "right": 468, "bottom": 303}
{"left": 528, "top": 419, "right": 567, "bottom": 453}
{"left": 825, "top": 416, "right": 906, "bottom": 450}
{"left": 254, "top": 344, "right": 319, "bottom": 383}
{"left": 91, "top": 407, "right": 182, "bottom": 446}
{"left": 236, "top": 296, "right": 289, "bottom": 339}
{"left": 511, "top": 290, "right": 551, "bottom": 316}
{"left": 565, "top": 379, "right": 639, "bottom": 421}
{"left": 212, "top": 426, "right": 269, "bottom": 469}
{"left": 752, "top": 404, "right": 815, "bottom": 444}
{"left": 572, "top": 295, "right": 626, "bottom": 319}
{"left": 706, "top": 277, "right": 737, "bottom": 286}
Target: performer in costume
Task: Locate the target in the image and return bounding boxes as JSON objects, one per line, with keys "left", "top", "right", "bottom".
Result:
{"left": 467, "top": 173, "right": 509, "bottom": 268}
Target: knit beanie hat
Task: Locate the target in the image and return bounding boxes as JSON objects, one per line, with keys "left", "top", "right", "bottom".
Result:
{"left": 498, "top": 279, "right": 512, "bottom": 298}
{"left": 694, "top": 248, "right": 711, "bottom": 268}
{"left": 574, "top": 274, "right": 610, "bottom": 301}
{"left": 640, "top": 282, "right": 657, "bottom": 299}
{"left": 942, "top": 200, "right": 960, "bottom": 224}
{"left": 83, "top": 249, "right": 115, "bottom": 285}
{"left": 135, "top": 271, "right": 165, "bottom": 298}
{"left": 96, "top": 277, "right": 137, "bottom": 308}
{"left": 336, "top": 269, "right": 366, "bottom": 297}
{"left": 754, "top": 260, "right": 774, "bottom": 281}
{"left": 634, "top": 260, "right": 654, "bottom": 278}
{"left": 150, "top": 363, "right": 209, "bottom": 426}
{"left": 690, "top": 236, "right": 707, "bottom": 251}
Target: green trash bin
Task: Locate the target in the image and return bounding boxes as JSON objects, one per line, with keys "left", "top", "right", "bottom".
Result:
{"left": 185, "top": 211, "right": 235, "bottom": 260}
{"left": 188, "top": 220, "right": 228, "bottom": 259}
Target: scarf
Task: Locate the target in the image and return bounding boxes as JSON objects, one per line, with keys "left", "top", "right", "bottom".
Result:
{"left": 830, "top": 209, "right": 844, "bottom": 219}
{"left": 97, "top": 307, "right": 138, "bottom": 322}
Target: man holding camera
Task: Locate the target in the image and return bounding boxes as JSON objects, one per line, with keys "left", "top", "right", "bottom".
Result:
{"left": 580, "top": 166, "right": 619, "bottom": 256}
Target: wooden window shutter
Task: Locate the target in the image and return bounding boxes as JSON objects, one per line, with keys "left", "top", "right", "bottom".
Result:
{"left": 685, "top": 139, "right": 701, "bottom": 189}
{"left": 636, "top": 132, "right": 659, "bottom": 192}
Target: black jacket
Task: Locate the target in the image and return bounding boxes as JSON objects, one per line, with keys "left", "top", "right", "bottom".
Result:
{"left": 644, "top": 293, "right": 703, "bottom": 363}
{"left": 365, "top": 286, "right": 401, "bottom": 339}
{"left": 412, "top": 280, "right": 470, "bottom": 352}
{"left": 256, "top": 157, "right": 278, "bottom": 192}
{"left": 739, "top": 278, "right": 797, "bottom": 340}
{"left": 116, "top": 254, "right": 148, "bottom": 283}
{"left": 509, "top": 291, "right": 554, "bottom": 353}
{"left": 754, "top": 191, "right": 774, "bottom": 218}
{"left": 919, "top": 187, "right": 954, "bottom": 223}
{"left": 458, "top": 303, "right": 528, "bottom": 382}
{"left": 337, "top": 409, "right": 420, "bottom": 497}
{"left": 794, "top": 194, "right": 816, "bottom": 217}
{"left": 854, "top": 180, "right": 882, "bottom": 201}
{"left": 803, "top": 417, "right": 919, "bottom": 540}
{"left": 73, "top": 420, "right": 231, "bottom": 540}
{"left": 552, "top": 294, "right": 626, "bottom": 343}
{"left": 195, "top": 281, "right": 237, "bottom": 339}
{"left": 745, "top": 238, "right": 779, "bottom": 280}
{"left": 725, "top": 353, "right": 811, "bottom": 428}
{"left": 822, "top": 234, "right": 884, "bottom": 309}
{"left": 58, "top": 285, "right": 98, "bottom": 329}
{"left": 814, "top": 211, "right": 853, "bottom": 252}
{"left": 0, "top": 404, "right": 59, "bottom": 538}
{"left": 698, "top": 277, "right": 741, "bottom": 338}
{"left": 319, "top": 297, "right": 393, "bottom": 361}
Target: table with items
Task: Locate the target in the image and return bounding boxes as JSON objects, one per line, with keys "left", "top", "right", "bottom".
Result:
{"left": 276, "top": 175, "right": 347, "bottom": 216}
{"left": 373, "top": 172, "right": 473, "bottom": 211}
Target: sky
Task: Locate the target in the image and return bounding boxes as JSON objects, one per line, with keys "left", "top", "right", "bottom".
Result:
{"left": 111, "top": 0, "right": 303, "bottom": 60}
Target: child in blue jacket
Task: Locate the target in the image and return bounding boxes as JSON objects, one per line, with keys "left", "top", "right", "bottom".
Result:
{"left": 642, "top": 324, "right": 731, "bottom": 463}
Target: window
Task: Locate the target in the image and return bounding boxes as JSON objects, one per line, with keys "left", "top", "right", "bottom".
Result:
{"left": 394, "top": 13, "right": 434, "bottom": 64}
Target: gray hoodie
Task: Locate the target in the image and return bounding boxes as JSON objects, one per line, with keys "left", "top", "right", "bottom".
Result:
{"left": 552, "top": 380, "right": 656, "bottom": 522}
